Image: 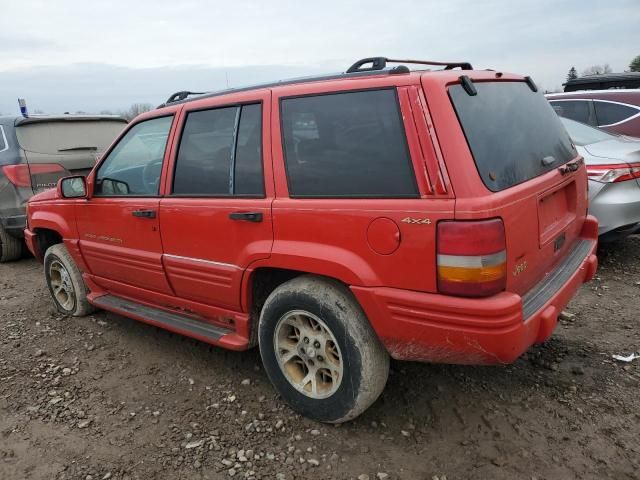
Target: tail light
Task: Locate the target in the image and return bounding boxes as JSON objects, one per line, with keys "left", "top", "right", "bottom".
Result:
{"left": 437, "top": 219, "right": 507, "bottom": 297}
{"left": 2, "top": 164, "right": 64, "bottom": 188}
{"left": 586, "top": 163, "right": 640, "bottom": 183}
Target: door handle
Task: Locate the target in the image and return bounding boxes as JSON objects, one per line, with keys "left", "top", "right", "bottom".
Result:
{"left": 132, "top": 209, "right": 157, "bottom": 219}
{"left": 228, "top": 211, "right": 263, "bottom": 222}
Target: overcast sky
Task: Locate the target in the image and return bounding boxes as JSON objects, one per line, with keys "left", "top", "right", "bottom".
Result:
{"left": 0, "top": 0, "right": 638, "bottom": 114}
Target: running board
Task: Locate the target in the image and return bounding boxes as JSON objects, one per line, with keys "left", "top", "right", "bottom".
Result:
{"left": 92, "top": 294, "right": 234, "bottom": 344}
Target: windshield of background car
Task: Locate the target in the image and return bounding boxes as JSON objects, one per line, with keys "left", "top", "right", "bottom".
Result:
{"left": 15, "top": 119, "right": 126, "bottom": 155}
{"left": 449, "top": 81, "right": 576, "bottom": 192}
{"left": 560, "top": 117, "right": 617, "bottom": 146}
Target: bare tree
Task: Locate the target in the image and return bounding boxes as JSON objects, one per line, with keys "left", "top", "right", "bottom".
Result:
{"left": 125, "top": 103, "right": 154, "bottom": 120}
{"left": 581, "top": 64, "right": 613, "bottom": 76}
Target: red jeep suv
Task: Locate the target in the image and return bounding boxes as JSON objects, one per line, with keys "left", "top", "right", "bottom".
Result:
{"left": 25, "top": 57, "right": 598, "bottom": 423}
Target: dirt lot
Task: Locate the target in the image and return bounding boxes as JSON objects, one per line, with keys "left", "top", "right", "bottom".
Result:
{"left": 1, "top": 239, "right": 639, "bottom": 480}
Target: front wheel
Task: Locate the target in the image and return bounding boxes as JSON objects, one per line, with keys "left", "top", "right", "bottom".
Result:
{"left": 258, "top": 276, "right": 389, "bottom": 423}
{"left": 44, "top": 244, "right": 95, "bottom": 316}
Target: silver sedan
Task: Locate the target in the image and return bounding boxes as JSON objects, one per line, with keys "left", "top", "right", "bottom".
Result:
{"left": 560, "top": 117, "right": 640, "bottom": 242}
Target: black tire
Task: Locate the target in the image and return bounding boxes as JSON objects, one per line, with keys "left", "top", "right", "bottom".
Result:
{"left": 258, "top": 275, "right": 389, "bottom": 423}
{"left": 0, "top": 226, "right": 23, "bottom": 263}
{"left": 44, "top": 244, "right": 96, "bottom": 316}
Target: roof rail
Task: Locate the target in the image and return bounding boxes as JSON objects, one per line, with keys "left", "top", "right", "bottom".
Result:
{"left": 346, "top": 57, "right": 473, "bottom": 74}
{"left": 163, "top": 90, "right": 209, "bottom": 106}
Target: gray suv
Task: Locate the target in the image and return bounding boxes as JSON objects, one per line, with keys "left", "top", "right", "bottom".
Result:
{"left": 0, "top": 115, "right": 127, "bottom": 261}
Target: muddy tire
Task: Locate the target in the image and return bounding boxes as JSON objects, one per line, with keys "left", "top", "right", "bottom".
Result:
{"left": 0, "top": 226, "right": 23, "bottom": 263}
{"left": 258, "top": 275, "right": 389, "bottom": 423}
{"left": 44, "top": 244, "right": 95, "bottom": 316}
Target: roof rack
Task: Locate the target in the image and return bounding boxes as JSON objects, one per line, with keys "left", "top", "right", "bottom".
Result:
{"left": 162, "top": 90, "right": 209, "bottom": 107}
{"left": 346, "top": 57, "right": 473, "bottom": 74}
{"left": 156, "top": 57, "right": 475, "bottom": 110}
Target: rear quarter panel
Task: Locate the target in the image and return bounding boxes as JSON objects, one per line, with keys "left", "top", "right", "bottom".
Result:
{"left": 421, "top": 72, "right": 588, "bottom": 295}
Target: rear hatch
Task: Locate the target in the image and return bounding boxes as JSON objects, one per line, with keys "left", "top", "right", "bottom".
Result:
{"left": 441, "top": 77, "right": 588, "bottom": 296}
{"left": 15, "top": 117, "right": 126, "bottom": 193}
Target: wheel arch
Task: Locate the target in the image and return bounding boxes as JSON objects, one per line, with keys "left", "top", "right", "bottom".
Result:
{"left": 32, "top": 227, "right": 63, "bottom": 261}
{"left": 241, "top": 263, "right": 371, "bottom": 347}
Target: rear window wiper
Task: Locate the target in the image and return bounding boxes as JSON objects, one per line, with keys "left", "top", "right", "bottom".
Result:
{"left": 58, "top": 146, "right": 98, "bottom": 152}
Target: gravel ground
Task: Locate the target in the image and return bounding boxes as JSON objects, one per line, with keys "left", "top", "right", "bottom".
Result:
{"left": 1, "top": 238, "right": 639, "bottom": 480}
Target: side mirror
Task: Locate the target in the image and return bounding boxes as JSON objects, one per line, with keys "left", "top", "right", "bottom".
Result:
{"left": 58, "top": 176, "right": 87, "bottom": 199}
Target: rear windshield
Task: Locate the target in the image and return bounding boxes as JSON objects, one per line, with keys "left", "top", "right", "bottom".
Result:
{"left": 560, "top": 117, "right": 616, "bottom": 146}
{"left": 450, "top": 81, "right": 576, "bottom": 192}
{"left": 16, "top": 120, "right": 126, "bottom": 155}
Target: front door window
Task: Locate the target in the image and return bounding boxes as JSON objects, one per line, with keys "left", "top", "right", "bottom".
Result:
{"left": 95, "top": 116, "right": 173, "bottom": 196}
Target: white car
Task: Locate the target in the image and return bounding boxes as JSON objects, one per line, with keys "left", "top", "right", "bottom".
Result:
{"left": 560, "top": 117, "right": 640, "bottom": 241}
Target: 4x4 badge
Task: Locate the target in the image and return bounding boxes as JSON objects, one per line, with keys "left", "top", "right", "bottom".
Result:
{"left": 401, "top": 217, "right": 432, "bottom": 225}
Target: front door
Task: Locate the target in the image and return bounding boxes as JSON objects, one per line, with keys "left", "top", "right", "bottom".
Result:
{"left": 159, "top": 90, "right": 274, "bottom": 310}
{"left": 76, "top": 114, "right": 177, "bottom": 296}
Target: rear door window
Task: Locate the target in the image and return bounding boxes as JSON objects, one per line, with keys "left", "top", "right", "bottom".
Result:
{"left": 450, "top": 81, "right": 576, "bottom": 192}
{"left": 549, "top": 100, "right": 592, "bottom": 124}
{"left": 594, "top": 101, "right": 639, "bottom": 126}
{"left": 280, "top": 89, "right": 418, "bottom": 198}
{"left": 172, "top": 103, "right": 264, "bottom": 196}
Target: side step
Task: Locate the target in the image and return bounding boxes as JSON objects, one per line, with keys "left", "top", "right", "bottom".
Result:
{"left": 92, "top": 294, "right": 234, "bottom": 344}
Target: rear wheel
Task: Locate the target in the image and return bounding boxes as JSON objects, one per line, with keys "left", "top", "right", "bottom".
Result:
{"left": 44, "top": 244, "right": 95, "bottom": 316}
{"left": 0, "top": 226, "right": 23, "bottom": 263}
{"left": 258, "top": 276, "right": 389, "bottom": 423}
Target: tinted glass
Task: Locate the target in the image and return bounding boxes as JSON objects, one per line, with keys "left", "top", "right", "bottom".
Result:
{"left": 95, "top": 116, "right": 172, "bottom": 196}
{"left": 549, "top": 100, "right": 591, "bottom": 123}
{"left": 560, "top": 117, "right": 616, "bottom": 146}
{"left": 173, "top": 107, "right": 237, "bottom": 195}
{"left": 0, "top": 126, "right": 6, "bottom": 151}
{"left": 233, "top": 104, "right": 264, "bottom": 195}
{"left": 594, "top": 101, "right": 638, "bottom": 126}
{"left": 450, "top": 82, "right": 576, "bottom": 192}
{"left": 281, "top": 89, "right": 418, "bottom": 197}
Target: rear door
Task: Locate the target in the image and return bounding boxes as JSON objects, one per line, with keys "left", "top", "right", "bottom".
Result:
{"left": 427, "top": 76, "right": 588, "bottom": 295}
{"left": 159, "top": 90, "right": 273, "bottom": 310}
{"left": 15, "top": 118, "right": 127, "bottom": 192}
{"left": 270, "top": 80, "right": 455, "bottom": 295}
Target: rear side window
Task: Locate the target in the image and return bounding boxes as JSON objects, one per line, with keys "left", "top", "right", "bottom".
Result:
{"left": 280, "top": 89, "right": 418, "bottom": 198}
{"left": 594, "top": 101, "right": 639, "bottom": 126}
{"left": 549, "top": 100, "right": 591, "bottom": 124}
{"left": 450, "top": 82, "right": 576, "bottom": 192}
{"left": 173, "top": 103, "right": 263, "bottom": 196}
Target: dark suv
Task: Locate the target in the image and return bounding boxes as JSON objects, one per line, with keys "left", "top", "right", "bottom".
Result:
{"left": 25, "top": 58, "right": 598, "bottom": 422}
{"left": 0, "top": 114, "right": 127, "bottom": 261}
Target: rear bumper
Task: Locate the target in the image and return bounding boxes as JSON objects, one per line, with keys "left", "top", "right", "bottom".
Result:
{"left": 0, "top": 213, "right": 26, "bottom": 238}
{"left": 352, "top": 217, "right": 598, "bottom": 365}
{"left": 589, "top": 179, "right": 640, "bottom": 235}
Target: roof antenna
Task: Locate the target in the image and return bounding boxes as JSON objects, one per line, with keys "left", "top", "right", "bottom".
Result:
{"left": 225, "top": 72, "right": 230, "bottom": 88}
{"left": 18, "top": 98, "right": 28, "bottom": 118}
